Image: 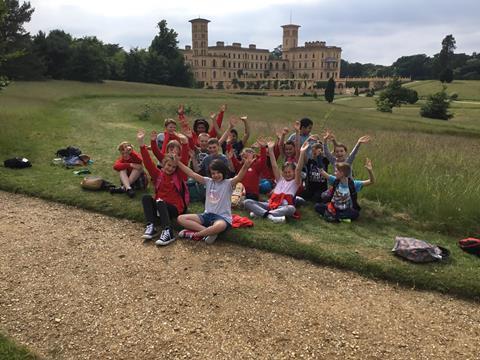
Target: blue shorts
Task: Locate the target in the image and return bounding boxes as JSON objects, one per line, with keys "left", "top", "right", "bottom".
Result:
{"left": 198, "top": 212, "right": 231, "bottom": 230}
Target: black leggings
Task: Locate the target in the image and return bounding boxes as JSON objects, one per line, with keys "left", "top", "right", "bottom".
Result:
{"left": 142, "top": 195, "right": 179, "bottom": 228}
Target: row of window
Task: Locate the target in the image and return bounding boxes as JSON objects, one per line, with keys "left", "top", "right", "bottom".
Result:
{"left": 194, "top": 71, "right": 338, "bottom": 80}
{"left": 190, "top": 58, "right": 339, "bottom": 70}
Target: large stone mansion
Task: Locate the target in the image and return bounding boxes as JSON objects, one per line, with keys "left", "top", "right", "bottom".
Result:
{"left": 181, "top": 18, "right": 342, "bottom": 90}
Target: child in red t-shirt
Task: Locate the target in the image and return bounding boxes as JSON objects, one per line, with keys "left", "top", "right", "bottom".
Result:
{"left": 111, "top": 141, "right": 146, "bottom": 198}
{"left": 137, "top": 130, "right": 189, "bottom": 246}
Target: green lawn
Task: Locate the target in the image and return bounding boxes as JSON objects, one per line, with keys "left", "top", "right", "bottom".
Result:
{"left": 0, "top": 80, "right": 479, "bottom": 300}
{"left": 404, "top": 79, "right": 480, "bottom": 101}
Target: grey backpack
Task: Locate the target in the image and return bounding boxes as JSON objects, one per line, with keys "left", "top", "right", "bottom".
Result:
{"left": 392, "top": 236, "right": 450, "bottom": 263}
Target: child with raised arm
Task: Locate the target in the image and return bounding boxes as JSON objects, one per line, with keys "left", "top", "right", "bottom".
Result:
{"left": 111, "top": 141, "right": 146, "bottom": 198}
{"left": 220, "top": 116, "right": 250, "bottom": 159}
{"left": 323, "top": 130, "right": 371, "bottom": 178}
{"left": 244, "top": 141, "right": 307, "bottom": 223}
{"left": 178, "top": 104, "right": 226, "bottom": 148}
{"left": 175, "top": 154, "right": 253, "bottom": 244}
{"left": 314, "top": 158, "right": 375, "bottom": 222}
{"left": 303, "top": 141, "right": 330, "bottom": 202}
{"left": 137, "top": 130, "right": 189, "bottom": 245}
{"left": 228, "top": 137, "right": 267, "bottom": 201}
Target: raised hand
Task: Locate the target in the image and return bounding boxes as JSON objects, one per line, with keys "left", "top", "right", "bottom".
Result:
{"left": 358, "top": 135, "right": 371, "bottom": 144}
{"left": 282, "top": 127, "right": 289, "bottom": 136}
{"left": 300, "top": 141, "right": 310, "bottom": 152}
{"left": 184, "top": 128, "right": 193, "bottom": 138}
{"left": 240, "top": 115, "right": 248, "bottom": 121}
{"left": 267, "top": 140, "right": 276, "bottom": 149}
{"left": 210, "top": 112, "right": 216, "bottom": 120}
{"left": 220, "top": 104, "right": 227, "bottom": 112}
{"left": 177, "top": 104, "right": 184, "bottom": 115}
{"left": 364, "top": 158, "right": 373, "bottom": 171}
{"left": 294, "top": 120, "right": 301, "bottom": 132}
{"left": 256, "top": 137, "right": 267, "bottom": 147}
{"left": 137, "top": 129, "right": 145, "bottom": 145}
{"left": 150, "top": 130, "right": 158, "bottom": 142}
{"left": 244, "top": 151, "right": 255, "bottom": 166}
{"left": 229, "top": 116, "right": 239, "bottom": 127}
{"left": 188, "top": 149, "right": 196, "bottom": 160}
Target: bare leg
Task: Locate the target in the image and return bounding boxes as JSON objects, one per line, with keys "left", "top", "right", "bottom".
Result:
{"left": 177, "top": 214, "right": 206, "bottom": 232}
{"left": 195, "top": 220, "right": 227, "bottom": 237}
{"left": 119, "top": 170, "right": 132, "bottom": 189}
{"left": 128, "top": 168, "right": 142, "bottom": 185}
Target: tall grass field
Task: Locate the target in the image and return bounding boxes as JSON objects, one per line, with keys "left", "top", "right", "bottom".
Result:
{"left": 0, "top": 80, "right": 479, "bottom": 299}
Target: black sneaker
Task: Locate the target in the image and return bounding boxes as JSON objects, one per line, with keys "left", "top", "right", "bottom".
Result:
{"left": 126, "top": 188, "right": 135, "bottom": 198}
{"left": 155, "top": 228, "right": 175, "bottom": 246}
{"left": 142, "top": 223, "right": 158, "bottom": 240}
{"left": 110, "top": 186, "right": 126, "bottom": 194}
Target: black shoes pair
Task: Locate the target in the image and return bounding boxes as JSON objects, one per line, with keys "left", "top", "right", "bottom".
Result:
{"left": 110, "top": 186, "right": 135, "bottom": 198}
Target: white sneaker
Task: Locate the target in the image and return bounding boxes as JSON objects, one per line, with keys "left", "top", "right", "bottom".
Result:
{"left": 249, "top": 212, "right": 257, "bottom": 218}
{"left": 142, "top": 223, "right": 157, "bottom": 240}
{"left": 204, "top": 234, "right": 218, "bottom": 245}
{"left": 267, "top": 214, "right": 286, "bottom": 223}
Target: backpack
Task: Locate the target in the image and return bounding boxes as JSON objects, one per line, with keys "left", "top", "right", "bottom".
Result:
{"left": 321, "top": 178, "right": 361, "bottom": 210}
{"left": 81, "top": 176, "right": 115, "bottom": 191}
{"left": 392, "top": 236, "right": 450, "bottom": 263}
{"left": 56, "top": 146, "right": 82, "bottom": 158}
{"left": 458, "top": 238, "right": 480, "bottom": 256}
{"left": 4, "top": 157, "right": 32, "bottom": 169}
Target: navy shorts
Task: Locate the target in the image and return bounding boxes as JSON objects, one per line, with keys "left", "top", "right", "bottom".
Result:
{"left": 198, "top": 212, "right": 231, "bottom": 230}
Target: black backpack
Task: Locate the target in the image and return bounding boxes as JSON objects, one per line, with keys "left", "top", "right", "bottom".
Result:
{"left": 4, "top": 157, "right": 32, "bottom": 169}
{"left": 56, "top": 146, "right": 81, "bottom": 158}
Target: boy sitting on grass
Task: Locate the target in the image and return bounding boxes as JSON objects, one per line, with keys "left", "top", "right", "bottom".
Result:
{"left": 314, "top": 158, "right": 375, "bottom": 222}
{"left": 111, "top": 141, "right": 146, "bottom": 198}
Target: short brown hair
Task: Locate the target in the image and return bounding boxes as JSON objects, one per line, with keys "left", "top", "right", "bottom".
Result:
{"left": 312, "top": 143, "right": 323, "bottom": 151}
{"left": 207, "top": 138, "right": 219, "bottom": 146}
{"left": 166, "top": 140, "right": 181, "bottom": 152}
{"left": 334, "top": 143, "right": 348, "bottom": 152}
{"left": 164, "top": 118, "right": 177, "bottom": 127}
{"left": 336, "top": 162, "right": 351, "bottom": 177}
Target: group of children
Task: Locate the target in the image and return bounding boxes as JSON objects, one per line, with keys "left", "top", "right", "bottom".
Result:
{"left": 111, "top": 105, "right": 375, "bottom": 246}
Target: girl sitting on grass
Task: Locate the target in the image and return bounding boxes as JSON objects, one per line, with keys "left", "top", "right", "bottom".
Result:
{"left": 137, "top": 130, "right": 189, "bottom": 246}
{"left": 174, "top": 153, "right": 253, "bottom": 244}
{"left": 244, "top": 140, "right": 308, "bottom": 223}
{"left": 111, "top": 141, "right": 146, "bottom": 198}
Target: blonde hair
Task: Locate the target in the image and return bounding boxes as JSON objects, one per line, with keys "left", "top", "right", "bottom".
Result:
{"left": 164, "top": 118, "right": 177, "bottom": 127}
{"left": 198, "top": 132, "right": 210, "bottom": 140}
{"left": 336, "top": 162, "right": 351, "bottom": 177}
{"left": 117, "top": 141, "right": 132, "bottom": 152}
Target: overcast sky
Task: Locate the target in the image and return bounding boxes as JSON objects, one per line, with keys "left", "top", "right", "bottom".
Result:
{"left": 25, "top": 0, "right": 479, "bottom": 65}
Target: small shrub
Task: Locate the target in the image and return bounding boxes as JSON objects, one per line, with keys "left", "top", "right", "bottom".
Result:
{"left": 354, "top": 86, "right": 359, "bottom": 96}
{"left": 420, "top": 86, "right": 453, "bottom": 120}
{"left": 376, "top": 98, "right": 393, "bottom": 112}
{"left": 313, "top": 91, "right": 318, "bottom": 99}
{"left": 365, "top": 88, "right": 375, "bottom": 97}
{"left": 406, "top": 89, "right": 419, "bottom": 104}
{"left": 450, "top": 92, "right": 459, "bottom": 101}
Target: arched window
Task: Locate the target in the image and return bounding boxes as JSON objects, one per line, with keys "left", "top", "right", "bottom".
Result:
{"left": 282, "top": 63, "right": 286, "bottom": 70}
{"left": 212, "top": 59, "right": 216, "bottom": 67}
{"left": 222, "top": 60, "right": 226, "bottom": 67}
{"left": 311, "top": 73, "right": 314, "bottom": 79}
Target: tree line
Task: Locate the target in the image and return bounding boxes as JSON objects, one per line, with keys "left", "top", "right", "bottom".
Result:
{"left": 0, "top": 1, "right": 194, "bottom": 86}
{"left": 341, "top": 35, "right": 479, "bottom": 82}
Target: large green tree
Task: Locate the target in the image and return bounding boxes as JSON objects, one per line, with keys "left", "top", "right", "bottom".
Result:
{"left": 438, "top": 34, "right": 456, "bottom": 82}
{"left": 66, "top": 36, "right": 107, "bottom": 82}
{"left": 147, "top": 20, "right": 193, "bottom": 87}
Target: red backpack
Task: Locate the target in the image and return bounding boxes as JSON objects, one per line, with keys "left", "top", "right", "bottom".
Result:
{"left": 458, "top": 238, "right": 480, "bottom": 256}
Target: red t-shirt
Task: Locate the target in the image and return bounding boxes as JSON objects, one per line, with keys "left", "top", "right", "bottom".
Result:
{"left": 232, "top": 146, "right": 267, "bottom": 196}
{"left": 113, "top": 150, "right": 143, "bottom": 175}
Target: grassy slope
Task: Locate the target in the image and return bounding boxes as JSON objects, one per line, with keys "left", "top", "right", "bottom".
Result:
{"left": 0, "top": 80, "right": 479, "bottom": 300}
{"left": 404, "top": 79, "right": 480, "bottom": 101}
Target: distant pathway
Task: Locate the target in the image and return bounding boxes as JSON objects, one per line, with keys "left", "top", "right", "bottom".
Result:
{"left": 1, "top": 191, "right": 479, "bottom": 360}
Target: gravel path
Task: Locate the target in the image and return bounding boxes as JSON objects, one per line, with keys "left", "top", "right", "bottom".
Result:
{"left": 1, "top": 191, "right": 479, "bottom": 360}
